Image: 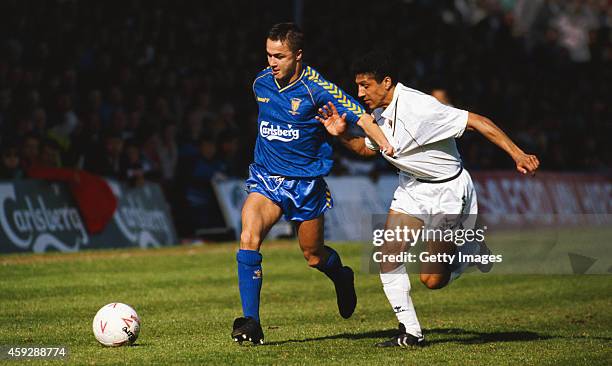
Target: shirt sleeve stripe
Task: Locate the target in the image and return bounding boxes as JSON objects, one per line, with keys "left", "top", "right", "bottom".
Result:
{"left": 305, "top": 67, "right": 365, "bottom": 116}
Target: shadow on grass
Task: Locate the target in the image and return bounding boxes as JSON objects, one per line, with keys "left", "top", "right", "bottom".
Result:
{"left": 264, "top": 329, "right": 396, "bottom": 346}
{"left": 425, "top": 328, "right": 550, "bottom": 345}
{"left": 265, "top": 327, "right": 611, "bottom": 346}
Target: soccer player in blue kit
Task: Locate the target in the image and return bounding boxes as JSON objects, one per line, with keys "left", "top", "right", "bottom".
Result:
{"left": 231, "top": 23, "right": 394, "bottom": 344}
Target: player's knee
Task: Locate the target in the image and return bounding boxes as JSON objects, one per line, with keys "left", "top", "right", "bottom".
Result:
{"left": 240, "top": 230, "right": 261, "bottom": 250}
{"left": 302, "top": 248, "right": 324, "bottom": 268}
{"left": 420, "top": 273, "right": 448, "bottom": 290}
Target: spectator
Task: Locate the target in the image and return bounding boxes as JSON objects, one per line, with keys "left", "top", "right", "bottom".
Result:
{"left": 69, "top": 111, "right": 103, "bottom": 169}
{"left": 38, "top": 138, "right": 62, "bottom": 168}
{"left": 217, "top": 129, "right": 245, "bottom": 178}
{"left": 100, "top": 86, "right": 124, "bottom": 125}
{"left": 125, "top": 110, "right": 143, "bottom": 141}
{"left": 0, "top": 0, "right": 608, "bottom": 176}
{"left": 48, "top": 93, "right": 79, "bottom": 153}
{"left": 140, "top": 132, "right": 163, "bottom": 181}
{"left": 32, "top": 107, "right": 47, "bottom": 136}
{"left": 83, "top": 133, "right": 124, "bottom": 178}
{"left": 178, "top": 109, "right": 204, "bottom": 159}
{"left": 0, "top": 143, "right": 23, "bottom": 179}
{"left": 158, "top": 123, "right": 179, "bottom": 182}
{"left": 20, "top": 134, "right": 40, "bottom": 170}
{"left": 0, "top": 0, "right": 608, "bottom": 236}
{"left": 182, "top": 137, "right": 226, "bottom": 230}
{"left": 121, "top": 140, "right": 146, "bottom": 187}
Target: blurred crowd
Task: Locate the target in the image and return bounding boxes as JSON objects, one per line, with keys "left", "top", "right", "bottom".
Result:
{"left": 306, "top": 0, "right": 611, "bottom": 175}
{"left": 0, "top": 0, "right": 610, "bottom": 234}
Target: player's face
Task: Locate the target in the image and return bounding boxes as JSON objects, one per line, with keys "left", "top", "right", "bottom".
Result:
{"left": 355, "top": 73, "right": 392, "bottom": 110}
{"left": 266, "top": 39, "right": 302, "bottom": 83}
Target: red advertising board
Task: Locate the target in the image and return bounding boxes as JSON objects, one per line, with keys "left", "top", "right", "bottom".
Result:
{"left": 471, "top": 172, "right": 611, "bottom": 227}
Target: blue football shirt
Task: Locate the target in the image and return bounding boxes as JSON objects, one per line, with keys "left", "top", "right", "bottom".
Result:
{"left": 252, "top": 65, "right": 365, "bottom": 177}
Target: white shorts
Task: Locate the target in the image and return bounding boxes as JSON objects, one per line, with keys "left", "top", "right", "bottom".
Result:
{"left": 389, "top": 169, "right": 478, "bottom": 230}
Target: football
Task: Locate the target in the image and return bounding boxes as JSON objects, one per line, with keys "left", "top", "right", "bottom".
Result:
{"left": 92, "top": 303, "right": 141, "bottom": 347}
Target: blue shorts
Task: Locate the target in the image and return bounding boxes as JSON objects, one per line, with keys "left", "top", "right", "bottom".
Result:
{"left": 245, "top": 164, "right": 333, "bottom": 222}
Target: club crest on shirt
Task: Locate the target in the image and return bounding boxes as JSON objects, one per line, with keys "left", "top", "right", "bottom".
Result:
{"left": 289, "top": 98, "right": 302, "bottom": 115}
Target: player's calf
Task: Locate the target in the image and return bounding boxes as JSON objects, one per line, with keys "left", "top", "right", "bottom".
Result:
{"left": 419, "top": 240, "right": 454, "bottom": 289}
{"left": 419, "top": 272, "right": 450, "bottom": 290}
{"left": 302, "top": 246, "right": 326, "bottom": 267}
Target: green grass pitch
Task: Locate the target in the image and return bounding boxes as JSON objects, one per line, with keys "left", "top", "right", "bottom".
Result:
{"left": 1, "top": 242, "right": 611, "bottom": 365}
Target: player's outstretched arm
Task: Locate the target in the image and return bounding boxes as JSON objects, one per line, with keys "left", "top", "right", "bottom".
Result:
{"left": 315, "top": 103, "right": 375, "bottom": 156}
{"left": 316, "top": 102, "right": 394, "bottom": 156}
{"left": 340, "top": 135, "right": 378, "bottom": 157}
{"left": 466, "top": 112, "right": 540, "bottom": 175}
{"left": 357, "top": 114, "right": 395, "bottom": 157}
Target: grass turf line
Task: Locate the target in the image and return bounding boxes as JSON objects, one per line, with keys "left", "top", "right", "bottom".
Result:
{"left": 0, "top": 242, "right": 611, "bottom": 365}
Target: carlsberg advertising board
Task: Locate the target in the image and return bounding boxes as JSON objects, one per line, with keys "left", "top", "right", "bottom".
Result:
{"left": 0, "top": 180, "right": 177, "bottom": 254}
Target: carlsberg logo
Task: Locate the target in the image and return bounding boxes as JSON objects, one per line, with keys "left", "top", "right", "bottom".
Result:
{"left": 119, "top": 197, "right": 170, "bottom": 235}
{"left": 0, "top": 183, "right": 88, "bottom": 252}
{"left": 260, "top": 121, "right": 299, "bottom": 142}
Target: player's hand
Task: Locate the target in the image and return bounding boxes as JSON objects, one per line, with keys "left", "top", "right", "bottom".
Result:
{"left": 379, "top": 143, "right": 395, "bottom": 157}
{"left": 316, "top": 102, "right": 347, "bottom": 136}
{"left": 514, "top": 152, "right": 540, "bottom": 175}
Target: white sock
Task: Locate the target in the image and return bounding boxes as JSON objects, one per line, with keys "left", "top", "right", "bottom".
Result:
{"left": 380, "top": 265, "right": 422, "bottom": 338}
{"left": 449, "top": 240, "right": 481, "bottom": 283}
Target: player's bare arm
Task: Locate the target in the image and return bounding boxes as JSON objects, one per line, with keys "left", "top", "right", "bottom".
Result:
{"left": 466, "top": 112, "right": 540, "bottom": 175}
{"left": 357, "top": 113, "right": 395, "bottom": 156}
{"left": 338, "top": 135, "right": 378, "bottom": 157}
{"left": 313, "top": 101, "right": 374, "bottom": 157}
{"left": 316, "top": 101, "right": 394, "bottom": 156}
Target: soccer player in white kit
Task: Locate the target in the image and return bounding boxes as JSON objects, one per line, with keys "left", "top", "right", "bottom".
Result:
{"left": 316, "top": 51, "right": 539, "bottom": 347}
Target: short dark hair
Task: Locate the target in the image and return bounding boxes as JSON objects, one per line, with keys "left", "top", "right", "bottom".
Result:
{"left": 268, "top": 22, "right": 304, "bottom": 53}
{"left": 351, "top": 50, "right": 398, "bottom": 85}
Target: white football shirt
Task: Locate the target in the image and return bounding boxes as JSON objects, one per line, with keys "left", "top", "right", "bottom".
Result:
{"left": 365, "top": 83, "right": 467, "bottom": 179}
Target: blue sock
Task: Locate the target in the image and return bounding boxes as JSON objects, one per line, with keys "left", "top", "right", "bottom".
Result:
{"left": 236, "top": 249, "right": 263, "bottom": 322}
{"left": 317, "top": 245, "right": 344, "bottom": 283}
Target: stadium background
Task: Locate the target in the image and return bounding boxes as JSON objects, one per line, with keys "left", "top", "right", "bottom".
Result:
{"left": 0, "top": 1, "right": 611, "bottom": 364}
{"left": 0, "top": 0, "right": 610, "bottom": 238}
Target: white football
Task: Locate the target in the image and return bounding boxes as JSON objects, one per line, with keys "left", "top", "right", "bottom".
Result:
{"left": 92, "top": 303, "right": 141, "bottom": 347}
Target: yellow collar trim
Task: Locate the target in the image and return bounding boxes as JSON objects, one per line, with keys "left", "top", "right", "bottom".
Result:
{"left": 274, "top": 68, "right": 306, "bottom": 92}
